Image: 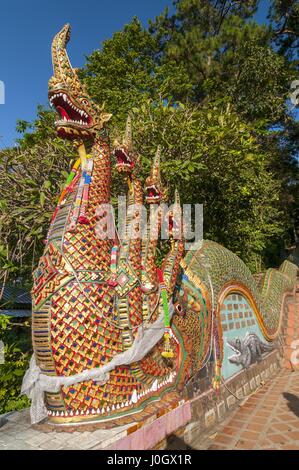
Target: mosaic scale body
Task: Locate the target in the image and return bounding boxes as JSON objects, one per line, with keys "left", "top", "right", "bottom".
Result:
{"left": 30, "top": 25, "right": 297, "bottom": 425}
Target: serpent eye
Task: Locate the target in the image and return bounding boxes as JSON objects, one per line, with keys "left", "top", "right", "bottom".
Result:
{"left": 175, "top": 303, "right": 185, "bottom": 316}
{"left": 81, "top": 98, "right": 89, "bottom": 106}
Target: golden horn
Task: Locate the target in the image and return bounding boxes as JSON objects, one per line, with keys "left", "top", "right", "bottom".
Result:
{"left": 51, "top": 24, "right": 77, "bottom": 82}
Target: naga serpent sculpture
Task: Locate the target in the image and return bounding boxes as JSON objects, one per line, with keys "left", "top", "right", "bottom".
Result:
{"left": 23, "top": 24, "right": 297, "bottom": 425}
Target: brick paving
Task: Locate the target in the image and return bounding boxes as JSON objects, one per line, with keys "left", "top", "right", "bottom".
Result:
{"left": 206, "top": 369, "right": 299, "bottom": 450}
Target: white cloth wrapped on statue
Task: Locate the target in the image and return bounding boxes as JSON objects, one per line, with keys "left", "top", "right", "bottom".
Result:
{"left": 21, "top": 302, "right": 174, "bottom": 424}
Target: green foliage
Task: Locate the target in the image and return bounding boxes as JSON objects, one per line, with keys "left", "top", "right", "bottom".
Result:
{"left": 224, "top": 41, "right": 292, "bottom": 122}
{"left": 0, "top": 316, "right": 31, "bottom": 413}
{"left": 124, "top": 99, "right": 283, "bottom": 270}
{"left": 0, "top": 0, "right": 297, "bottom": 417}
{"left": 269, "top": 0, "right": 299, "bottom": 58}
{"left": 0, "top": 108, "right": 76, "bottom": 284}
{"left": 0, "top": 0, "right": 298, "bottom": 291}
{"left": 81, "top": 0, "right": 298, "bottom": 269}
{"left": 81, "top": 18, "right": 161, "bottom": 129}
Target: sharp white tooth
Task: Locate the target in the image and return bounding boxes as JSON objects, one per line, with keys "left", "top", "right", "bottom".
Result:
{"left": 121, "top": 403, "right": 124, "bottom": 408}
{"left": 152, "top": 379, "right": 158, "bottom": 392}
{"left": 48, "top": 411, "right": 52, "bottom": 416}
{"left": 76, "top": 410, "right": 79, "bottom": 416}
{"left": 107, "top": 406, "right": 110, "bottom": 412}
{"left": 63, "top": 94, "right": 67, "bottom": 100}
{"left": 97, "top": 408, "right": 100, "bottom": 414}
{"left": 56, "top": 411, "right": 59, "bottom": 416}
{"left": 125, "top": 401, "right": 129, "bottom": 407}
{"left": 91, "top": 409, "right": 95, "bottom": 415}
{"left": 70, "top": 410, "right": 73, "bottom": 416}
{"left": 131, "top": 389, "right": 138, "bottom": 404}
{"left": 116, "top": 404, "right": 120, "bottom": 409}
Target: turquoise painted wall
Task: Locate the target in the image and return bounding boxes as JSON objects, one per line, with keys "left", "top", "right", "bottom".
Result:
{"left": 220, "top": 293, "right": 270, "bottom": 380}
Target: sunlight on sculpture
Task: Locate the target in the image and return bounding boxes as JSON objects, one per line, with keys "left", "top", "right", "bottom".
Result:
{"left": 21, "top": 24, "right": 297, "bottom": 428}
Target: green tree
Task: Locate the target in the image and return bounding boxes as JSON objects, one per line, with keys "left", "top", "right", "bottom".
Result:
{"left": 81, "top": 0, "right": 298, "bottom": 265}
{"left": 1, "top": 0, "right": 298, "bottom": 286}
{"left": 127, "top": 99, "right": 283, "bottom": 271}
{"left": 0, "top": 315, "right": 31, "bottom": 414}
{"left": 0, "top": 107, "right": 75, "bottom": 285}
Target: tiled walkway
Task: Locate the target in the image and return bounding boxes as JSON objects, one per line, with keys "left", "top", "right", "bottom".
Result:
{"left": 208, "top": 369, "right": 299, "bottom": 450}
{"left": 0, "top": 410, "right": 132, "bottom": 450}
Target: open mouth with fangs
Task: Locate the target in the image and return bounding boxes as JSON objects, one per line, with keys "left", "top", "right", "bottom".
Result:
{"left": 49, "top": 91, "right": 93, "bottom": 138}
{"left": 114, "top": 148, "right": 134, "bottom": 170}
{"left": 146, "top": 184, "right": 161, "bottom": 202}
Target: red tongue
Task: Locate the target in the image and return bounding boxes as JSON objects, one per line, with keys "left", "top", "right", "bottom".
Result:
{"left": 57, "top": 106, "right": 70, "bottom": 120}
{"left": 149, "top": 189, "right": 155, "bottom": 197}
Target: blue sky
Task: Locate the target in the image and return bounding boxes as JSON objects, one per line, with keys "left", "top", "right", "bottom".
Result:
{"left": 0, "top": 0, "right": 280, "bottom": 148}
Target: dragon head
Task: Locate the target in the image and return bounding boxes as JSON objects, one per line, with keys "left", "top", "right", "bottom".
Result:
{"left": 227, "top": 337, "right": 243, "bottom": 362}
{"left": 113, "top": 116, "right": 136, "bottom": 173}
{"left": 145, "top": 146, "right": 165, "bottom": 204}
{"left": 227, "top": 338, "right": 242, "bottom": 351}
{"left": 48, "top": 24, "right": 111, "bottom": 141}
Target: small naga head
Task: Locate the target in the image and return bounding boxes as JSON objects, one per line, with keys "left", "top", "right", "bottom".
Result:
{"left": 113, "top": 116, "right": 136, "bottom": 173}
{"left": 145, "top": 146, "right": 165, "bottom": 204}
{"left": 48, "top": 24, "right": 111, "bottom": 140}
